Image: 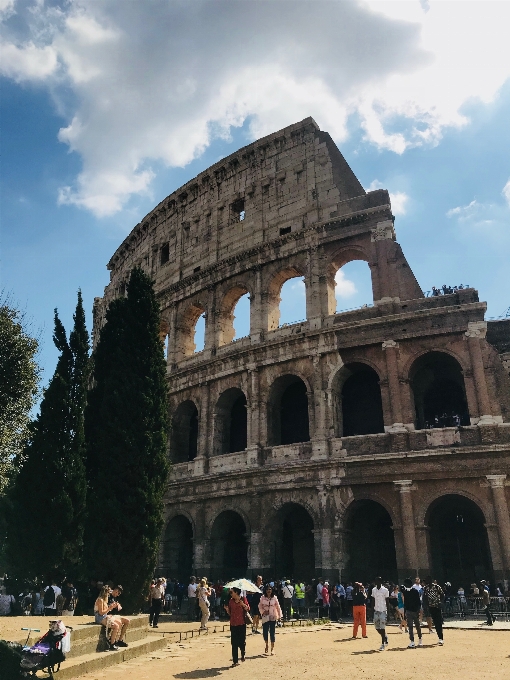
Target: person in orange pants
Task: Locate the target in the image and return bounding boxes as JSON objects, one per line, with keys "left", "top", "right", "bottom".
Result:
{"left": 352, "top": 583, "right": 368, "bottom": 638}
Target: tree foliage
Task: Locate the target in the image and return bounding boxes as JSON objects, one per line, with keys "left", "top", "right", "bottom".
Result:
{"left": 5, "top": 294, "right": 89, "bottom": 579}
{"left": 85, "top": 268, "right": 169, "bottom": 612}
{"left": 0, "top": 295, "right": 40, "bottom": 492}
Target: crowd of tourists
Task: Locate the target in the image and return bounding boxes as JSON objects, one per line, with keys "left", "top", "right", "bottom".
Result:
{"left": 149, "top": 574, "right": 506, "bottom": 666}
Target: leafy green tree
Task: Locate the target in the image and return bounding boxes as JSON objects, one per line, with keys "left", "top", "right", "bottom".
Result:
{"left": 5, "top": 295, "right": 89, "bottom": 579}
{"left": 85, "top": 268, "right": 169, "bottom": 612}
{"left": 0, "top": 295, "right": 40, "bottom": 492}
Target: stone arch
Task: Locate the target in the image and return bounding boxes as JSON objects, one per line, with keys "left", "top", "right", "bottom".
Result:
{"left": 343, "top": 498, "right": 398, "bottom": 583}
{"left": 425, "top": 494, "right": 493, "bottom": 590}
{"left": 408, "top": 351, "right": 470, "bottom": 429}
{"left": 209, "top": 510, "right": 249, "bottom": 580}
{"left": 331, "top": 362, "right": 384, "bottom": 437}
{"left": 272, "top": 502, "right": 316, "bottom": 582}
{"left": 212, "top": 387, "right": 248, "bottom": 455}
{"left": 267, "top": 266, "right": 306, "bottom": 330}
{"left": 170, "top": 400, "right": 199, "bottom": 463}
{"left": 218, "top": 283, "right": 251, "bottom": 346}
{"left": 160, "top": 514, "right": 194, "bottom": 582}
{"left": 326, "top": 245, "right": 373, "bottom": 315}
{"left": 176, "top": 302, "right": 206, "bottom": 359}
{"left": 267, "top": 374, "right": 311, "bottom": 446}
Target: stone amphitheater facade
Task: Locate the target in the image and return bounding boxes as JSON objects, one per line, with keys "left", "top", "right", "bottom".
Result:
{"left": 94, "top": 118, "right": 510, "bottom": 587}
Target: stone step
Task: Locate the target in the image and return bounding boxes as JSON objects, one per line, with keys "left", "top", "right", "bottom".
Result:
{"left": 51, "top": 633, "right": 168, "bottom": 679}
{"left": 66, "top": 617, "right": 149, "bottom": 658}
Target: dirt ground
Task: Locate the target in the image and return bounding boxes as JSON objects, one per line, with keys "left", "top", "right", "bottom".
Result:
{"left": 83, "top": 624, "right": 508, "bottom": 680}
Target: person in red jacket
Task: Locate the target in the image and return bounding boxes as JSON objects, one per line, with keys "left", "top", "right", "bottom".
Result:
{"left": 224, "top": 588, "right": 250, "bottom": 666}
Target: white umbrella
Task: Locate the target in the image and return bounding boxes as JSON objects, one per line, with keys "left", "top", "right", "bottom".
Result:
{"left": 224, "top": 578, "right": 262, "bottom": 593}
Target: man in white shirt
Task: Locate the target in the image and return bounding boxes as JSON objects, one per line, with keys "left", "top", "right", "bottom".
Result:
{"left": 316, "top": 579, "right": 324, "bottom": 608}
{"left": 43, "top": 581, "right": 62, "bottom": 617}
{"left": 371, "top": 576, "right": 389, "bottom": 651}
{"left": 282, "top": 580, "right": 294, "bottom": 620}
{"left": 187, "top": 577, "right": 197, "bottom": 621}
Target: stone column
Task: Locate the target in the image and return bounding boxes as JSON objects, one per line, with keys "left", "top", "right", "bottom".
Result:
{"left": 383, "top": 340, "right": 407, "bottom": 432}
{"left": 306, "top": 245, "right": 327, "bottom": 329}
{"left": 204, "top": 286, "right": 216, "bottom": 355}
{"left": 394, "top": 480, "right": 419, "bottom": 575}
{"left": 487, "top": 475, "right": 510, "bottom": 576}
{"left": 166, "top": 303, "right": 177, "bottom": 368}
{"left": 465, "top": 322, "right": 499, "bottom": 425}
{"left": 195, "top": 382, "right": 210, "bottom": 474}
{"left": 246, "top": 366, "right": 261, "bottom": 466}
{"left": 250, "top": 265, "right": 265, "bottom": 343}
{"left": 371, "top": 220, "right": 400, "bottom": 304}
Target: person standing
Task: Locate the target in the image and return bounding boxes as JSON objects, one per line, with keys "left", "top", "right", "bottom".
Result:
{"left": 247, "top": 575, "right": 263, "bottom": 633}
{"left": 61, "top": 579, "right": 78, "bottom": 617}
{"left": 371, "top": 577, "right": 389, "bottom": 651}
{"left": 351, "top": 583, "right": 368, "bottom": 639}
{"left": 294, "top": 580, "right": 306, "bottom": 620}
{"left": 396, "top": 585, "right": 407, "bottom": 633}
{"left": 197, "top": 578, "right": 211, "bottom": 631}
{"left": 149, "top": 578, "right": 164, "bottom": 628}
{"left": 423, "top": 579, "right": 444, "bottom": 645}
{"left": 225, "top": 587, "right": 249, "bottom": 667}
{"left": 282, "top": 580, "right": 294, "bottom": 620}
{"left": 345, "top": 582, "right": 354, "bottom": 617}
{"left": 43, "top": 580, "right": 61, "bottom": 617}
{"left": 481, "top": 582, "right": 494, "bottom": 625}
{"left": 403, "top": 578, "right": 423, "bottom": 648}
{"left": 321, "top": 582, "right": 330, "bottom": 617}
{"left": 187, "top": 576, "right": 197, "bottom": 621}
{"left": 258, "top": 583, "right": 282, "bottom": 656}
{"left": 316, "top": 579, "right": 324, "bottom": 610}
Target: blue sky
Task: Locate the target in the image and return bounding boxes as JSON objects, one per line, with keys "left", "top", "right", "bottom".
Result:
{"left": 1, "top": 1, "right": 509, "bottom": 387}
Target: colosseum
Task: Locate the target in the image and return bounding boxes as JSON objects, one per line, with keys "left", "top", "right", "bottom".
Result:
{"left": 94, "top": 117, "right": 510, "bottom": 589}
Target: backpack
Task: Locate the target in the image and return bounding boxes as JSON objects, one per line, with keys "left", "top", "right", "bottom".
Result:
{"left": 43, "top": 586, "right": 56, "bottom": 607}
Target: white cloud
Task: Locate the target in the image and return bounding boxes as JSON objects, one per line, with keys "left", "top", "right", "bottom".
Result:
{"left": 503, "top": 179, "right": 510, "bottom": 208}
{"left": 446, "top": 196, "right": 509, "bottom": 245}
{"left": 367, "top": 179, "right": 409, "bottom": 215}
{"left": 446, "top": 200, "right": 480, "bottom": 220}
{"left": 335, "top": 269, "right": 357, "bottom": 299}
{"left": 1, "top": 0, "right": 510, "bottom": 217}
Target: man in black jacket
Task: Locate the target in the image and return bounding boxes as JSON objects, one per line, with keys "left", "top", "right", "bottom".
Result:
{"left": 403, "top": 578, "right": 422, "bottom": 648}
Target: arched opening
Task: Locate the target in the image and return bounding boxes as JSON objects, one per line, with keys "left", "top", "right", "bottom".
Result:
{"left": 210, "top": 511, "right": 248, "bottom": 580}
{"left": 410, "top": 352, "right": 470, "bottom": 429}
{"left": 274, "top": 503, "right": 315, "bottom": 582}
{"left": 267, "top": 268, "right": 306, "bottom": 331}
{"left": 345, "top": 500, "right": 397, "bottom": 583}
{"left": 161, "top": 515, "right": 193, "bottom": 582}
{"left": 177, "top": 303, "right": 205, "bottom": 358}
{"left": 170, "top": 400, "right": 199, "bottom": 462}
{"left": 332, "top": 363, "right": 384, "bottom": 437}
{"left": 218, "top": 286, "right": 250, "bottom": 346}
{"left": 268, "top": 375, "right": 310, "bottom": 446}
{"left": 334, "top": 260, "right": 374, "bottom": 313}
{"left": 427, "top": 495, "right": 492, "bottom": 590}
{"left": 213, "top": 388, "right": 247, "bottom": 455}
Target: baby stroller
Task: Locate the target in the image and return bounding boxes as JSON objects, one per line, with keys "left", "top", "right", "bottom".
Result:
{"left": 20, "top": 621, "right": 72, "bottom": 679}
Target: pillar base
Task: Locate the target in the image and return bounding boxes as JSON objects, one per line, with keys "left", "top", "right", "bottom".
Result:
{"left": 385, "top": 423, "right": 408, "bottom": 433}
{"left": 192, "top": 456, "right": 207, "bottom": 476}
{"left": 311, "top": 439, "right": 329, "bottom": 460}
{"left": 477, "top": 415, "right": 503, "bottom": 425}
{"left": 246, "top": 445, "right": 262, "bottom": 467}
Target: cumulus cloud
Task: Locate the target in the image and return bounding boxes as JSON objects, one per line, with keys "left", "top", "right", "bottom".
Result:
{"left": 367, "top": 180, "right": 409, "bottom": 215}
{"left": 335, "top": 270, "right": 357, "bottom": 300}
{"left": 2, "top": 0, "right": 510, "bottom": 217}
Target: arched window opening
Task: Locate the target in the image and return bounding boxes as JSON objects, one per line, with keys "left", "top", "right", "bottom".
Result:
{"left": 161, "top": 516, "right": 193, "bottom": 582}
{"left": 410, "top": 352, "right": 469, "bottom": 429}
{"left": 210, "top": 511, "right": 248, "bottom": 581}
{"left": 427, "top": 495, "right": 492, "bottom": 591}
{"left": 213, "top": 388, "right": 247, "bottom": 455}
{"left": 159, "top": 319, "right": 170, "bottom": 362}
{"left": 345, "top": 500, "right": 397, "bottom": 583}
{"left": 194, "top": 313, "right": 205, "bottom": 353}
{"left": 268, "top": 268, "right": 306, "bottom": 331}
{"left": 334, "top": 260, "right": 373, "bottom": 313}
{"left": 232, "top": 293, "right": 250, "bottom": 340}
{"left": 268, "top": 375, "right": 310, "bottom": 446}
{"left": 218, "top": 286, "right": 250, "bottom": 345}
{"left": 333, "top": 363, "right": 384, "bottom": 437}
{"left": 274, "top": 503, "right": 315, "bottom": 583}
{"left": 171, "top": 401, "right": 199, "bottom": 463}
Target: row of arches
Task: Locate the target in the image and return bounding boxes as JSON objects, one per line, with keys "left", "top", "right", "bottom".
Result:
{"left": 160, "top": 494, "right": 493, "bottom": 589}
{"left": 170, "top": 351, "right": 470, "bottom": 462}
{"left": 172, "top": 260, "right": 374, "bottom": 355}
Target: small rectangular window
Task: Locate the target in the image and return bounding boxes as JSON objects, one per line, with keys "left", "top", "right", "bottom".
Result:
{"left": 160, "top": 243, "right": 170, "bottom": 265}
{"left": 193, "top": 266, "right": 201, "bottom": 273}
{"left": 231, "top": 198, "right": 245, "bottom": 223}
{"left": 279, "top": 227, "right": 291, "bottom": 236}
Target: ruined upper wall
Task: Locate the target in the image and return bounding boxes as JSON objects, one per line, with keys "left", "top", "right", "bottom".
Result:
{"left": 106, "top": 118, "right": 376, "bottom": 295}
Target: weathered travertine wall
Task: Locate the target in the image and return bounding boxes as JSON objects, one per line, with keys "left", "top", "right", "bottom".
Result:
{"left": 95, "top": 118, "right": 510, "bottom": 587}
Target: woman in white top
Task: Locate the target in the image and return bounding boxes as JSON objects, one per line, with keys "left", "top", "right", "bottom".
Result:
{"left": 258, "top": 584, "right": 282, "bottom": 655}
{"left": 197, "top": 578, "right": 212, "bottom": 630}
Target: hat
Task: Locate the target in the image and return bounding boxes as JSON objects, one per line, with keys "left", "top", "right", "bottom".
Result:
{"left": 286, "top": 580, "right": 290, "bottom": 584}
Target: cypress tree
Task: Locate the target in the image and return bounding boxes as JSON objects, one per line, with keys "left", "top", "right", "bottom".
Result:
{"left": 85, "top": 267, "right": 169, "bottom": 612}
{"left": 5, "top": 296, "right": 89, "bottom": 579}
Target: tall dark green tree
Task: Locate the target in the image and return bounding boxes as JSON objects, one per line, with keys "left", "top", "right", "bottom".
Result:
{"left": 5, "top": 294, "right": 89, "bottom": 579}
{"left": 85, "top": 268, "right": 169, "bottom": 612}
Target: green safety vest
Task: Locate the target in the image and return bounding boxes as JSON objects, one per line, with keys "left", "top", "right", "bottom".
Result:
{"left": 295, "top": 584, "right": 305, "bottom": 599}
